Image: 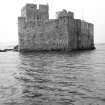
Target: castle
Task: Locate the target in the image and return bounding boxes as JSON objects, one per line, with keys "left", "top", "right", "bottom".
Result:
{"left": 18, "top": 3, "right": 95, "bottom": 52}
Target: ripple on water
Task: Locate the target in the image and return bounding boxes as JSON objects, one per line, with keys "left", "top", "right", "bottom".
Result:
{"left": 0, "top": 44, "right": 105, "bottom": 105}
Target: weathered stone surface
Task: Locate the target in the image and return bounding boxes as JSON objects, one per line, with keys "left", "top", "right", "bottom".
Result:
{"left": 18, "top": 3, "right": 95, "bottom": 52}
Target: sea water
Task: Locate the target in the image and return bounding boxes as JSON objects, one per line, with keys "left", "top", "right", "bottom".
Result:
{"left": 0, "top": 44, "right": 105, "bottom": 105}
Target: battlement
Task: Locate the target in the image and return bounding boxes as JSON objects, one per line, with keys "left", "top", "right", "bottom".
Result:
{"left": 56, "top": 9, "right": 74, "bottom": 19}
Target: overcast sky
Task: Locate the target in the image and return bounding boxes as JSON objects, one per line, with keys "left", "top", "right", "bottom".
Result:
{"left": 0, "top": 0, "right": 105, "bottom": 45}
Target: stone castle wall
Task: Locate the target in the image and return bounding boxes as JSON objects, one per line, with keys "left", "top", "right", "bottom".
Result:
{"left": 18, "top": 18, "right": 70, "bottom": 51}
{"left": 18, "top": 3, "right": 95, "bottom": 52}
{"left": 75, "top": 19, "right": 94, "bottom": 49}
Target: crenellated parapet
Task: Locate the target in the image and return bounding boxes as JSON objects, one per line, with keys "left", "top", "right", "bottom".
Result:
{"left": 56, "top": 9, "right": 74, "bottom": 19}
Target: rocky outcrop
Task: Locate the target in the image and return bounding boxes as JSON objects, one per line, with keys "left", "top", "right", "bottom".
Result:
{"left": 0, "top": 45, "right": 19, "bottom": 52}
{"left": 13, "top": 45, "right": 18, "bottom": 51}
{"left": 0, "top": 49, "right": 13, "bottom": 52}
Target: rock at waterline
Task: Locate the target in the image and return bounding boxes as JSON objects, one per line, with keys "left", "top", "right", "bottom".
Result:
{"left": 0, "top": 45, "right": 18, "bottom": 52}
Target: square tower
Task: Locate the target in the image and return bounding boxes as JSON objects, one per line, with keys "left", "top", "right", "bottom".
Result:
{"left": 21, "top": 4, "right": 37, "bottom": 21}
{"left": 38, "top": 4, "right": 49, "bottom": 21}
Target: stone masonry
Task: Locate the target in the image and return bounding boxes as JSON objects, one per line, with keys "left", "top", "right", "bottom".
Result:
{"left": 18, "top": 3, "right": 95, "bottom": 52}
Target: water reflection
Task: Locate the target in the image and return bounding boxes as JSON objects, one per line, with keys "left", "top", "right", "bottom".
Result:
{"left": 0, "top": 44, "right": 105, "bottom": 105}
